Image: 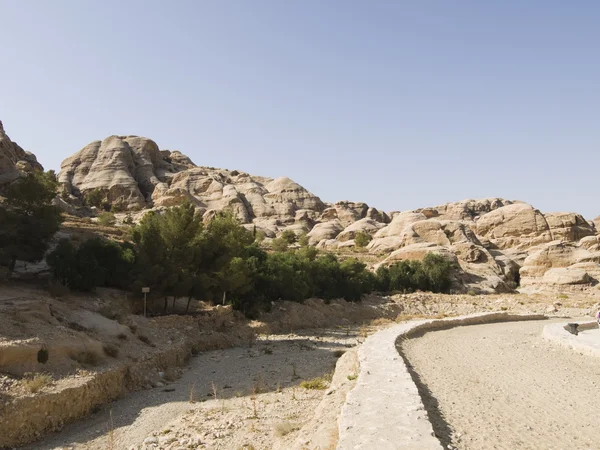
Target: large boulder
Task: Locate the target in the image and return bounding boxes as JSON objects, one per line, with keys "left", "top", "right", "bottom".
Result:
{"left": 544, "top": 212, "right": 595, "bottom": 242}
{"left": 542, "top": 268, "right": 592, "bottom": 285}
{"left": 476, "top": 203, "right": 552, "bottom": 249}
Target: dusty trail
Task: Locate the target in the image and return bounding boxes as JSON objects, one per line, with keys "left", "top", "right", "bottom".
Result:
{"left": 400, "top": 320, "right": 600, "bottom": 450}
{"left": 23, "top": 327, "right": 362, "bottom": 450}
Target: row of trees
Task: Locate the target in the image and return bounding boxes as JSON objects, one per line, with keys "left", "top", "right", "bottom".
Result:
{"left": 46, "top": 202, "right": 454, "bottom": 317}
{"left": 0, "top": 172, "right": 455, "bottom": 317}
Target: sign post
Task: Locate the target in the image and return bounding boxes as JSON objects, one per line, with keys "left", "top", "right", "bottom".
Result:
{"left": 142, "top": 287, "right": 150, "bottom": 317}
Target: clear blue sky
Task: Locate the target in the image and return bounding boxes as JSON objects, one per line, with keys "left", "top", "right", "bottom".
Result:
{"left": 2, "top": 1, "right": 599, "bottom": 218}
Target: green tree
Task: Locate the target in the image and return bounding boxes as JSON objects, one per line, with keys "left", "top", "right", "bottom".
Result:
{"left": 354, "top": 231, "right": 372, "bottom": 248}
{"left": 280, "top": 229, "right": 297, "bottom": 244}
{"left": 84, "top": 189, "right": 104, "bottom": 208}
{"left": 298, "top": 232, "right": 309, "bottom": 247}
{"left": 271, "top": 237, "right": 289, "bottom": 252}
{"left": 47, "top": 238, "right": 134, "bottom": 291}
{"left": 0, "top": 171, "right": 63, "bottom": 276}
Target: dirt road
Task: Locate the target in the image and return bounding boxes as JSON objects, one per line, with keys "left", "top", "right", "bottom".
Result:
{"left": 23, "top": 328, "right": 362, "bottom": 450}
{"left": 400, "top": 320, "right": 600, "bottom": 450}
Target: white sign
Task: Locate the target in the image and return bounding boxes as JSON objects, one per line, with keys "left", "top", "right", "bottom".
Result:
{"left": 142, "top": 287, "right": 150, "bottom": 293}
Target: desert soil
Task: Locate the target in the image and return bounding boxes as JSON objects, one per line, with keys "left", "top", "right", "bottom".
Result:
{"left": 23, "top": 327, "right": 364, "bottom": 450}
{"left": 400, "top": 320, "right": 600, "bottom": 450}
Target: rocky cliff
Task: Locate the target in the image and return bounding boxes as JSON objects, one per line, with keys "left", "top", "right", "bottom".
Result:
{"left": 0, "top": 121, "right": 43, "bottom": 186}
{"left": 56, "top": 135, "right": 600, "bottom": 294}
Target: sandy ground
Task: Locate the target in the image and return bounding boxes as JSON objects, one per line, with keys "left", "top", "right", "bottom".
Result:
{"left": 400, "top": 320, "right": 600, "bottom": 450}
{"left": 22, "top": 327, "right": 364, "bottom": 450}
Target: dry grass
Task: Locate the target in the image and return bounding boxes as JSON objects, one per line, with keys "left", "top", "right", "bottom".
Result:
{"left": 370, "top": 317, "right": 393, "bottom": 327}
{"left": 300, "top": 376, "right": 328, "bottom": 390}
{"left": 22, "top": 373, "right": 53, "bottom": 393}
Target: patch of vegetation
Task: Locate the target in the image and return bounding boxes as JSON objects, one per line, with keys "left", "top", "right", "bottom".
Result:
{"left": 280, "top": 229, "right": 297, "bottom": 244}
{"left": 45, "top": 202, "right": 455, "bottom": 318}
{"left": 22, "top": 373, "right": 53, "bottom": 393}
{"left": 98, "top": 212, "right": 117, "bottom": 227}
{"left": 84, "top": 189, "right": 104, "bottom": 208}
{"left": 0, "top": 171, "right": 63, "bottom": 277}
{"left": 354, "top": 231, "right": 372, "bottom": 248}
{"left": 300, "top": 377, "right": 328, "bottom": 390}
{"left": 347, "top": 374, "right": 357, "bottom": 381}
{"left": 270, "top": 237, "right": 289, "bottom": 252}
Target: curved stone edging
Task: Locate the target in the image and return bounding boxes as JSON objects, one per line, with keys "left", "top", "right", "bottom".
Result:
{"left": 543, "top": 321, "right": 600, "bottom": 358}
{"left": 336, "top": 312, "right": 545, "bottom": 450}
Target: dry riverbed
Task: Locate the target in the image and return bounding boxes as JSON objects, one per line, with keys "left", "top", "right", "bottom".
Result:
{"left": 24, "top": 327, "right": 365, "bottom": 450}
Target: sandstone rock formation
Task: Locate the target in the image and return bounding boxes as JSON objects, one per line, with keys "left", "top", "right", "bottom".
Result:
{"left": 57, "top": 134, "right": 600, "bottom": 294}
{"left": 0, "top": 121, "right": 43, "bottom": 186}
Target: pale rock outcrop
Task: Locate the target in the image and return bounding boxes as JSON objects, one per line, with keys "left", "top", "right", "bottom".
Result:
{"left": 56, "top": 133, "right": 600, "bottom": 294}
{"left": 416, "top": 198, "right": 514, "bottom": 222}
{"left": 321, "top": 201, "right": 369, "bottom": 227}
{"left": 520, "top": 242, "right": 586, "bottom": 278}
{"left": 367, "top": 212, "right": 428, "bottom": 253}
{"left": 336, "top": 218, "right": 386, "bottom": 242}
{"left": 0, "top": 121, "right": 43, "bottom": 186}
{"left": 542, "top": 268, "right": 591, "bottom": 285}
{"left": 544, "top": 212, "right": 595, "bottom": 242}
{"left": 307, "top": 220, "right": 344, "bottom": 245}
{"left": 476, "top": 203, "right": 552, "bottom": 249}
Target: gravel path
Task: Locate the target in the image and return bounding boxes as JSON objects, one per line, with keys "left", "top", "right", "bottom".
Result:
{"left": 22, "top": 328, "right": 362, "bottom": 450}
{"left": 400, "top": 320, "right": 600, "bottom": 450}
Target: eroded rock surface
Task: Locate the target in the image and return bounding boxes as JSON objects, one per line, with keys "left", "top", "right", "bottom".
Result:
{"left": 57, "top": 135, "right": 600, "bottom": 293}
{"left": 0, "top": 121, "right": 43, "bottom": 186}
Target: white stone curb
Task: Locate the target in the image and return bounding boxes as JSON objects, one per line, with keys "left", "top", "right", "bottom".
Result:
{"left": 336, "top": 312, "right": 545, "bottom": 450}
{"left": 543, "top": 321, "right": 600, "bottom": 358}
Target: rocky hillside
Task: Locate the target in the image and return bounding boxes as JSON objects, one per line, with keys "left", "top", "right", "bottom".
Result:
{"left": 0, "top": 121, "right": 43, "bottom": 187}
{"left": 55, "top": 134, "right": 600, "bottom": 294}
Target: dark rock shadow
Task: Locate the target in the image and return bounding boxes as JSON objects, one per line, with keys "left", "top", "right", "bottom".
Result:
{"left": 396, "top": 341, "right": 454, "bottom": 448}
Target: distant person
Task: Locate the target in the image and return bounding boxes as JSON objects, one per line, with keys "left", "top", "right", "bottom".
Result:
{"left": 596, "top": 310, "right": 600, "bottom": 328}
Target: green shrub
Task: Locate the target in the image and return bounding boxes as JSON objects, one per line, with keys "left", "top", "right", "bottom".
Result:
{"left": 280, "top": 229, "right": 297, "bottom": 244}
{"left": 354, "top": 231, "right": 372, "bottom": 248}
{"left": 298, "top": 232, "right": 309, "bottom": 247}
{"left": 270, "top": 237, "right": 289, "bottom": 252}
{"left": 300, "top": 377, "right": 328, "bottom": 390}
{"left": 97, "top": 212, "right": 116, "bottom": 227}
{"left": 84, "top": 189, "right": 104, "bottom": 208}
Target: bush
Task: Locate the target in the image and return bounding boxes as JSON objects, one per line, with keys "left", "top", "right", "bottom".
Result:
{"left": 354, "top": 231, "right": 372, "bottom": 248}
{"left": 300, "top": 377, "right": 328, "bottom": 390}
{"left": 270, "top": 237, "right": 289, "bottom": 252}
{"left": 280, "top": 230, "right": 297, "bottom": 244}
{"left": 47, "top": 238, "right": 134, "bottom": 291}
{"left": 22, "top": 373, "right": 53, "bottom": 393}
{"left": 84, "top": 189, "right": 104, "bottom": 208}
{"left": 298, "top": 232, "right": 309, "bottom": 247}
{"left": 0, "top": 171, "right": 63, "bottom": 276}
{"left": 376, "top": 253, "right": 453, "bottom": 294}
{"left": 97, "top": 212, "right": 116, "bottom": 227}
